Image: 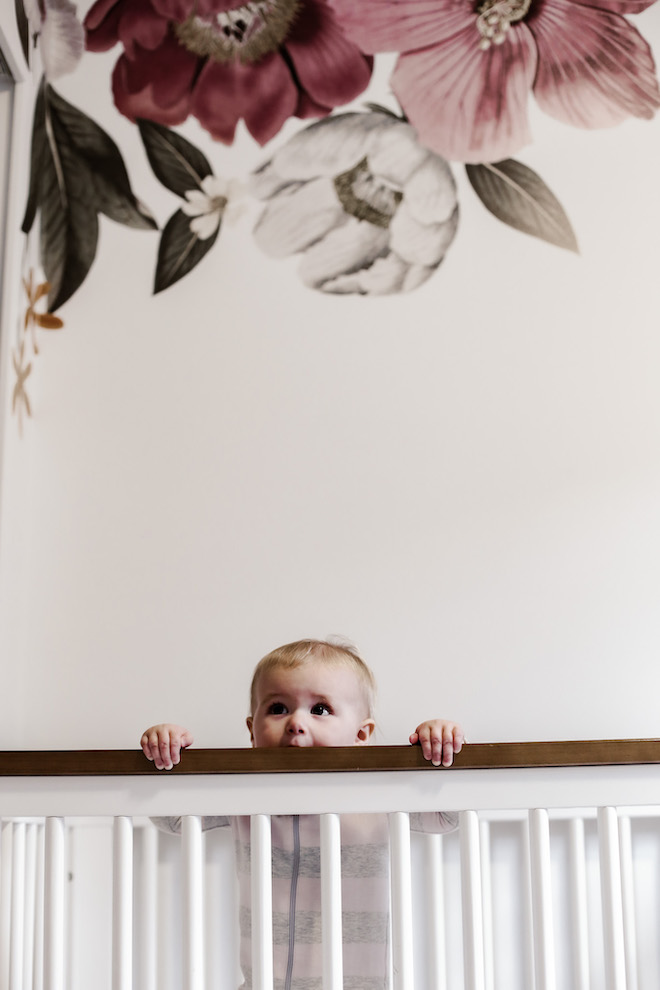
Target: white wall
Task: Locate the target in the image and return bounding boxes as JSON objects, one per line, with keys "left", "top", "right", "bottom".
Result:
{"left": 1, "top": 2, "right": 659, "bottom": 750}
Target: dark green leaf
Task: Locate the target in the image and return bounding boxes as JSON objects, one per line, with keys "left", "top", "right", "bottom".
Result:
{"left": 466, "top": 160, "right": 579, "bottom": 253}
{"left": 138, "top": 119, "right": 213, "bottom": 198}
{"left": 46, "top": 85, "right": 157, "bottom": 230}
{"left": 38, "top": 87, "right": 100, "bottom": 310}
{"left": 14, "top": 0, "right": 30, "bottom": 66}
{"left": 22, "top": 76, "right": 48, "bottom": 235}
{"left": 154, "top": 208, "right": 219, "bottom": 294}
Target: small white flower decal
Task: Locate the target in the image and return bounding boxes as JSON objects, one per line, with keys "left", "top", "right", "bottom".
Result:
{"left": 181, "top": 175, "right": 245, "bottom": 240}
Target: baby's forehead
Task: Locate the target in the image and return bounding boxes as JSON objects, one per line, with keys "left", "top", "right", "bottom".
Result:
{"left": 255, "top": 660, "right": 362, "bottom": 697}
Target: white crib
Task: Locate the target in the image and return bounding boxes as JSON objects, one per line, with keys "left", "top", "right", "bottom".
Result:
{"left": 1, "top": 741, "right": 660, "bottom": 990}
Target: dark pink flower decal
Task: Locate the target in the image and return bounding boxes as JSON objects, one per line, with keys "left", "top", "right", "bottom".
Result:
{"left": 329, "top": 0, "right": 660, "bottom": 163}
{"left": 84, "top": 0, "right": 373, "bottom": 145}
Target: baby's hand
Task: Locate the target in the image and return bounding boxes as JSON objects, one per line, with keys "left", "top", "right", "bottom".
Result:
{"left": 409, "top": 720, "right": 465, "bottom": 767}
{"left": 140, "top": 724, "right": 194, "bottom": 770}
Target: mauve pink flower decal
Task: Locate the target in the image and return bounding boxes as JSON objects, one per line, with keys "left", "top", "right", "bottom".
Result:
{"left": 83, "top": 0, "right": 373, "bottom": 145}
{"left": 329, "top": 0, "right": 660, "bottom": 163}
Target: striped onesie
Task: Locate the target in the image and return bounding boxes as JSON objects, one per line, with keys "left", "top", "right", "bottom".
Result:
{"left": 157, "top": 811, "right": 458, "bottom": 990}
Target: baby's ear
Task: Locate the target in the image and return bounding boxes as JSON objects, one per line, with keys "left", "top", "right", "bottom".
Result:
{"left": 246, "top": 717, "right": 255, "bottom": 745}
{"left": 356, "top": 719, "right": 375, "bottom": 745}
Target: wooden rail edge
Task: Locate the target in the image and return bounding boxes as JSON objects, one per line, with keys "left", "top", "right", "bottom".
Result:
{"left": 1, "top": 740, "right": 660, "bottom": 776}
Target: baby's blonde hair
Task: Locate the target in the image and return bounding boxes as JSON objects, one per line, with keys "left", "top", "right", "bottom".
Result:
{"left": 249, "top": 638, "right": 377, "bottom": 718}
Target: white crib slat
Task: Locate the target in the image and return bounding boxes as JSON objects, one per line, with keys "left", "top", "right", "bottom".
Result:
{"left": 426, "top": 833, "right": 447, "bottom": 990}
{"left": 389, "top": 812, "right": 414, "bottom": 990}
{"left": 1, "top": 821, "right": 12, "bottom": 990}
{"left": 521, "top": 818, "right": 535, "bottom": 990}
{"left": 22, "top": 823, "right": 38, "bottom": 990}
{"left": 479, "top": 821, "right": 494, "bottom": 990}
{"left": 182, "top": 816, "right": 204, "bottom": 990}
{"left": 250, "top": 814, "right": 273, "bottom": 990}
{"left": 568, "top": 817, "right": 590, "bottom": 990}
{"left": 33, "top": 825, "right": 45, "bottom": 990}
{"left": 9, "top": 822, "right": 25, "bottom": 990}
{"left": 459, "top": 810, "right": 485, "bottom": 990}
{"left": 112, "top": 817, "right": 133, "bottom": 990}
{"left": 137, "top": 824, "right": 158, "bottom": 990}
{"left": 598, "top": 807, "right": 626, "bottom": 990}
{"left": 617, "top": 815, "right": 638, "bottom": 990}
{"left": 528, "top": 809, "right": 556, "bottom": 990}
{"left": 320, "top": 814, "right": 343, "bottom": 990}
{"left": 43, "top": 818, "right": 65, "bottom": 990}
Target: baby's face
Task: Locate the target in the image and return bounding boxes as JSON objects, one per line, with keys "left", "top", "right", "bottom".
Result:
{"left": 247, "top": 661, "right": 374, "bottom": 749}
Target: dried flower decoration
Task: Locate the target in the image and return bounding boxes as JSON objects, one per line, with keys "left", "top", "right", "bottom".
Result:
{"left": 23, "top": 270, "right": 64, "bottom": 355}
{"left": 12, "top": 342, "right": 32, "bottom": 435}
{"left": 13, "top": 270, "right": 65, "bottom": 433}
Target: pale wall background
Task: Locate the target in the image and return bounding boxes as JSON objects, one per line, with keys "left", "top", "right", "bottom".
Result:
{"left": 0, "top": 2, "right": 659, "bottom": 751}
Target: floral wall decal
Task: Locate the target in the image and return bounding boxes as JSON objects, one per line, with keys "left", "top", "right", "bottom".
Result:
{"left": 251, "top": 111, "right": 460, "bottom": 294}
{"left": 465, "top": 160, "right": 578, "bottom": 252}
{"left": 22, "top": 80, "right": 156, "bottom": 311}
{"left": 9, "top": 0, "right": 660, "bottom": 427}
{"left": 137, "top": 119, "right": 234, "bottom": 292}
{"left": 22, "top": 0, "right": 85, "bottom": 80}
{"left": 22, "top": 270, "right": 64, "bottom": 353}
{"left": 329, "top": 0, "right": 660, "bottom": 163}
{"left": 12, "top": 272, "right": 64, "bottom": 434}
{"left": 83, "top": 0, "right": 374, "bottom": 144}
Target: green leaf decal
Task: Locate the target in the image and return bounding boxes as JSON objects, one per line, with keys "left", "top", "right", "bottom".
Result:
{"left": 138, "top": 119, "right": 213, "bottom": 197}
{"left": 466, "top": 160, "right": 579, "bottom": 254}
{"left": 154, "top": 209, "right": 219, "bottom": 294}
{"left": 46, "top": 86, "right": 157, "bottom": 230}
{"left": 22, "top": 81, "right": 48, "bottom": 238}
{"left": 14, "top": 0, "right": 30, "bottom": 66}
{"left": 21, "top": 81, "right": 157, "bottom": 310}
{"left": 23, "top": 79, "right": 99, "bottom": 310}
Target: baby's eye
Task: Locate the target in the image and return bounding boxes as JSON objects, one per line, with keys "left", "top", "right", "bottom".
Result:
{"left": 268, "top": 702, "right": 287, "bottom": 715}
{"left": 311, "top": 703, "right": 331, "bottom": 716}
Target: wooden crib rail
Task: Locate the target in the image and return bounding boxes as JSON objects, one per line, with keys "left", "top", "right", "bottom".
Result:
{"left": 1, "top": 738, "right": 660, "bottom": 775}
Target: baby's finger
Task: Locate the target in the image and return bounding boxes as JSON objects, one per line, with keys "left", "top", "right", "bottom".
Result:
{"left": 419, "top": 725, "right": 437, "bottom": 765}
{"left": 140, "top": 732, "right": 154, "bottom": 762}
{"left": 141, "top": 728, "right": 166, "bottom": 769}
{"left": 441, "top": 725, "right": 456, "bottom": 767}
{"left": 441, "top": 724, "right": 465, "bottom": 766}
{"left": 169, "top": 733, "right": 186, "bottom": 767}
{"left": 431, "top": 727, "right": 449, "bottom": 767}
{"left": 157, "top": 727, "right": 174, "bottom": 770}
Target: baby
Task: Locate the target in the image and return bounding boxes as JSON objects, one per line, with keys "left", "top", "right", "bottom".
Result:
{"left": 141, "top": 638, "right": 464, "bottom": 990}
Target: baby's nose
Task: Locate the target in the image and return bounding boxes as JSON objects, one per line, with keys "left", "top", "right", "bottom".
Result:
{"left": 287, "top": 714, "right": 306, "bottom": 734}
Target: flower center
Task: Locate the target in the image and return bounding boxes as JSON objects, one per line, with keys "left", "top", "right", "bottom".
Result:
{"left": 174, "top": 0, "right": 301, "bottom": 64}
{"left": 333, "top": 158, "right": 403, "bottom": 228}
{"left": 475, "top": 0, "right": 532, "bottom": 49}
